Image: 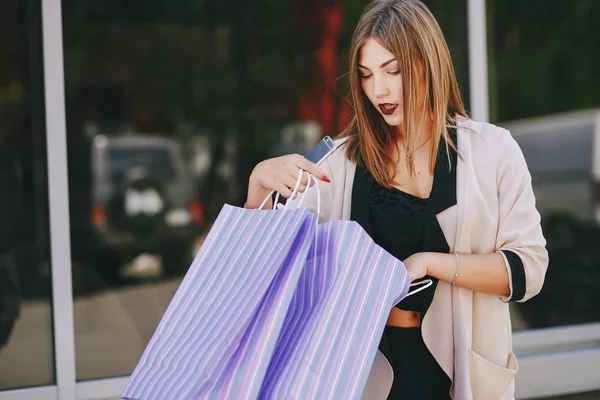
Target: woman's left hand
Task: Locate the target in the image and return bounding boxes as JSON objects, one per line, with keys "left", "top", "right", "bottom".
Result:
{"left": 403, "top": 252, "right": 431, "bottom": 282}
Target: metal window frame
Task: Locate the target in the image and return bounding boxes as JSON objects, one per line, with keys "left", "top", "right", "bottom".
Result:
{"left": 468, "top": 0, "right": 490, "bottom": 122}
{"left": 42, "top": 0, "right": 75, "bottom": 398}
{"left": 3, "top": 0, "right": 596, "bottom": 399}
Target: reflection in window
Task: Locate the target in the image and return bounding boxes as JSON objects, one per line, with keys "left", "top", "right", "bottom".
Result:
{"left": 423, "top": 0, "right": 470, "bottom": 109}
{"left": 0, "top": 0, "right": 54, "bottom": 390}
{"left": 488, "top": 0, "right": 600, "bottom": 329}
{"left": 108, "top": 147, "right": 176, "bottom": 185}
{"left": 488, "top": 1, "right": 600, "bottom": 122}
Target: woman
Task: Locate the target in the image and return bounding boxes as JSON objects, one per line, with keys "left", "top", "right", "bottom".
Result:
{"left": 246, "top": 0, "right": 548, "bottom": 398}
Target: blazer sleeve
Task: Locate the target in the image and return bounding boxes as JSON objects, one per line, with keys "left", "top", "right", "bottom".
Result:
{"left": 495, "top": 129, "right": 549, "bottom": 303}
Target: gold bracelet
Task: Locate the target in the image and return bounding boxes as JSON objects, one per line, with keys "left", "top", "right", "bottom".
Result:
{"left": 451, "top": 253, "right": 460, "bottom": 285}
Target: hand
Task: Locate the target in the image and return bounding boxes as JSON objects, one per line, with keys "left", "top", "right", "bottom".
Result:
{"left": 249, "top": 154, "right": 330, "bottom": 200}
{"left": 403, "top": 252, "right": 431, "bottom": 282}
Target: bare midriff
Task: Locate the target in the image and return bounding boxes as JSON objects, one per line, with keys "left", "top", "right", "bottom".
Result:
{"left": 386, "top": 308, "right": 421, "bottom": 327}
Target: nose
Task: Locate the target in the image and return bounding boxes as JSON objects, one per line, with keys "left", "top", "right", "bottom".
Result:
{"left": 372, "top": 76, "right": 389, "bottom": 99}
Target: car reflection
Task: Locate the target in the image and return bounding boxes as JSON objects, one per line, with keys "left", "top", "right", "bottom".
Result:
{"left": 69, "top": 134, "right": 206, "bottom": 287}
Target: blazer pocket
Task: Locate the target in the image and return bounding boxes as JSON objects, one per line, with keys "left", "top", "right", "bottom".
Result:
{"left": 469, "top": 350, "right": 518, "bottom": 400}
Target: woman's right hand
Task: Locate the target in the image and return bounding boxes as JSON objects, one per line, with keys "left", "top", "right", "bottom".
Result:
{"left": 245, "top": 154, "right": 330, "bottom": 209}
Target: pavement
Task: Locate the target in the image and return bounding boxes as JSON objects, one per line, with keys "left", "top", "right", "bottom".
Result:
{"left": 0, "top": 279, "right": 180, "bottom": 389}
{"left": 0, "top": 270, "right": 596, "bottom": 399}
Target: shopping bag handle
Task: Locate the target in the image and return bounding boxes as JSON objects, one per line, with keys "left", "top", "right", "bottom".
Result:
{"left": 405, "top": 279, "right": 433, "bottom": 297}
{"left": 258, "top": 169, "right": 321, "bottom": 216}
{"left": 257, "top": 168, "right": 304, "bottom": 210}
{"left": 287, "top": 171, "right": 321, "bottom": 216}
{"left": 258, "top": 191, "right": 275, "bottom": 210}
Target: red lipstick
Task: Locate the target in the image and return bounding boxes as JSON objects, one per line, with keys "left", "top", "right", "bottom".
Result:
{"left": 379, "top": 103, "right": 398, "bottom": 115}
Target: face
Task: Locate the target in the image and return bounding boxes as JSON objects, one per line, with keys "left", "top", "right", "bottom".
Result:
{"left": 358, "top": 38, "right": 404, "bottom": 126}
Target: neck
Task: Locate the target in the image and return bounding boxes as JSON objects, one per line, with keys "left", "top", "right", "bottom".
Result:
{"left": 396, "top": 114, "right": 434, "bottom": 151}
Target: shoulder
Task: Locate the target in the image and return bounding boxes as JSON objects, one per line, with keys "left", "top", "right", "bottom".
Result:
{"left": 319, "top": 137, "right": 354, "bottom": 174}
{"left": 458, "top": 118, "right": 510, "bottom": 145}
{"left": 332, "top": 136, "right": 351, "bottom": 155}
{"left": 457, "top": 118, "right": 524, "bottom": 164}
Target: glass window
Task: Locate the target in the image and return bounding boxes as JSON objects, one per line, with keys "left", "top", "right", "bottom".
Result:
{"left": 488, "top": 0, "right": 600, "bottom": 330}
{"left": 108, "top": 146, "right": 177, "bottom": 185}
{"left": 423, "top": 0, "right": 470, "bottom": 109}
{"left": 63, "top": 0, "right": 472, "bottom": 381}
{"left": 0, "top": 0, "right": 54, "bottom": 390}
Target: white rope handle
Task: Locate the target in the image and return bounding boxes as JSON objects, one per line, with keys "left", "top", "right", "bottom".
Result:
{"left": 288, "top": 171, "right": 321, "bottom": 216}
{"left": 294, "top": 173, "right": 312, "bottom": 209}
{"left": 404, "top": 279, "right": 433, "bottom": 298}
{"left": 257, "top": 169, "right": 305, "bottom": 210}
{"left": 257, "top": 169, "right": 322, "bottom": 214}
{"left": 258, "top": 190, "right": 275, "bottom": 210}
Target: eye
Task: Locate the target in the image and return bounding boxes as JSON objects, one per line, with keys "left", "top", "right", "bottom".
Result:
{"left": 389, "top": 70, "right": 400, "bottom": 75}
{"left": 360, "top": 73, "right": 372, "bottom": 79}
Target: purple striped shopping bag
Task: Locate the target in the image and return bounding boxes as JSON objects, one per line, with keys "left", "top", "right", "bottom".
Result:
{"left": 122, "top": 204, "right": 317, "bottom": 400}
{"left": 258, "top": 219, "right": 413, "bottom": 400}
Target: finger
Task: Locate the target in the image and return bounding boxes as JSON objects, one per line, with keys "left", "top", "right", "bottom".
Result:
{"left": 300, "top": 172, "right": 311, "bottom": 187}
{"left": 277, "top": 183, "right": 294, "bottom": 199}
{"left": 294, "top": 156, "right": 329, "bottom": 182}
{"left": 286, "top": 165, "right": 312, "bottom": 187}
{"left": 300, "top": 174, "right": 315, "bottom": 188}
{"left": 283, "top": 174, "right": 308, "bottom": 198}
{"left": 286, "top": 167, "right": 304, "bottom": 184}
{"left": 288, "top": 169, "right": 311, "bottom": 190}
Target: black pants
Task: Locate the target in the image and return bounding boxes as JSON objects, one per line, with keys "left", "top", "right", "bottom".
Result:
{"left": 379, "top": 326, "right": 452, "bottom": 400}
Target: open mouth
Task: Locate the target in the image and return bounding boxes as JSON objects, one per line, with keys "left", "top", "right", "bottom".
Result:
{"left": 379, "top": 103, "right": 398, "bottom": 115}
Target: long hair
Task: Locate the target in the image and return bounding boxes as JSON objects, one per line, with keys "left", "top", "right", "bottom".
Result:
{"left": 339, "top": 0, "right": 467, "bottom": 186}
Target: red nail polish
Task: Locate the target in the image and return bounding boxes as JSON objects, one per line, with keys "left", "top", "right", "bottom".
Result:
{"left": 323, "top": 176, "right": 331, "bottom": 183}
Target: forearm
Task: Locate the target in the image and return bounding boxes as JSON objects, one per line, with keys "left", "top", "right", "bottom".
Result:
{"left": 425, "top": 252, "right": 510, "bottom": 297}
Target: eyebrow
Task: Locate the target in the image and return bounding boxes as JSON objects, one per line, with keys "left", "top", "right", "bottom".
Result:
{"left": 358, "top": 58, "right": 397, "bottom": 70}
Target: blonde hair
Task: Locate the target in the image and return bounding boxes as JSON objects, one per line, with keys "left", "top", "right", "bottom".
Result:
{"left": 339, "top": 0, "right": 467, "bottom": 186}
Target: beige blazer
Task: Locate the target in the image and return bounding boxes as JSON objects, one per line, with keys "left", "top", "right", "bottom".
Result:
{"left": 288, "top": 118, "right": 549, "bottom": 399}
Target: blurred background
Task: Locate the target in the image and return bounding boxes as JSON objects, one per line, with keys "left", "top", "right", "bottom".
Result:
{"left": 0, "top": 0, "right": 599, "bottom": 399}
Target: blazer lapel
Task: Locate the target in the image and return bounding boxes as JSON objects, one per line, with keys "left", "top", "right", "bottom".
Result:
{"left": 424, "top": 128, "right": 458, "bottom": 252}
{"left": 420, "top": 129, "right": 460, "bottom": 384}
{"left": 427, "top": 128, "right": 458, "bottom": 216}
{"left": 351, "top": 164, "right": 373, "bottom": 235}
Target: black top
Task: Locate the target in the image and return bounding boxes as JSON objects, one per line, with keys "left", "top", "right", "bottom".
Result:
{"left": 369, "top": 184, "right": 428, "bottom": 261}
{"left": 350, "top": 130, "right": 458, "bottom": 315}
{"left": 369, "top": 182, "right": 437, "bottom": 313}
